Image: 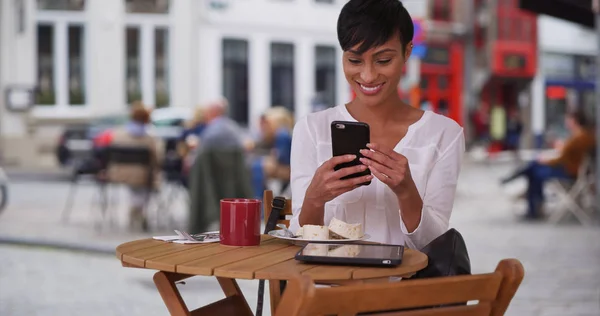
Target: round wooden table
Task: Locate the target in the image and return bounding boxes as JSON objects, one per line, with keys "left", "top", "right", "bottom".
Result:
{"left": 116, "top": 235, "right": 428, "bottom": 315}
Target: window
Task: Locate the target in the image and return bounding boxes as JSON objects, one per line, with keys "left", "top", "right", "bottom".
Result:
{"left": 543, "top": 53, "right": 575, "bottom": 79}
{"left": 154, "top": 28, "right": 169, "bottom": 108}
{"left": 36, "top": 22, "right": 87, "bottom": 107}
{"left": 125, "top": 0, "right": 169, "bottom": 14}
{"left": 438, "top": 76, "right": 449, "bottom": 90}
{"left": 37, "top": 0, "right": 85, "bottom": 11}
{"left": 420, "top": 77, "right": 429, "bottom": 89}
{"left": 125, "top": 25, "right": 170, "bottom": 107}
{"left": 68, "top": 25, "right": 85, "bottom": 105}
{"left": 222, "top": 39, "right": 249, "bottom": 125}
{"left": 432, "top": 0, "right": 451, "bottom": 21}
{"left": 126, "top": 27, "right": 141, "bottom": 104}
{"left": 315, "top": 46, "right": 336, "bottom": 109}
{"left": 581, "top": 90, "right": 595, "bottom": 126}
{"left": 36, "top": 1, "right": 88, "bottom": 109}
{"left": 422, "top": 46, "right": 450, "bottom": 65}
{"left": 36, "top": 25, "right": 55, "bottom": 105}
{"left": 271, "top": 43, "right": 295, "bottom": 112}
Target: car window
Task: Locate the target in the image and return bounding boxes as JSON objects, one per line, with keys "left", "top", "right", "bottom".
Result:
{"left": 152, "top": 118, "right": 185, "bottom": 127}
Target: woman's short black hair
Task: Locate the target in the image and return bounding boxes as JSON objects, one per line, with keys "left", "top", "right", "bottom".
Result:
{"left": 337, "top": 0, "right": 414, "bottom": 55}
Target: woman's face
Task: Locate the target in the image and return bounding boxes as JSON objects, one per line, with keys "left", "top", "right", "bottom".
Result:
{"left": 343, "top": 35, "right": 410, "bottom": 108}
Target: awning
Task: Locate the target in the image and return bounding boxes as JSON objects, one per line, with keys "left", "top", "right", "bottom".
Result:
{"left": 519, "top": 0, "right": 594, "bottom": 28}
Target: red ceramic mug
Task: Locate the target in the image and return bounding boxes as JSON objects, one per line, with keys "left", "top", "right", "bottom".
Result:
{"left": 220, "top": 198, "right": 262, "bottom": 246}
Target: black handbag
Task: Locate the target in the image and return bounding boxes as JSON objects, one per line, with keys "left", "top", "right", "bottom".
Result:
{"left": 391, "top": 228, "right": 472, "bottom": 311}
{"left": 410, "top": 228, "right": 471, "bottom": 279}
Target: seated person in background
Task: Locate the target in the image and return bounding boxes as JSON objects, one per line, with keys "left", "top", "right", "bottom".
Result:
{"left": 289, "top": 0, "right": 465, "bottom": 249}
{"left": 107, "top": 103, "right": 161, "bottom": 231}
{"left": 501, "top": 110, "right": 595, "bottom": 219}
{"left": 177, "top": 107, "right": 207, "bottom": 160}
{"left": 251, "top": 107, "right": 294, "bottom": 198}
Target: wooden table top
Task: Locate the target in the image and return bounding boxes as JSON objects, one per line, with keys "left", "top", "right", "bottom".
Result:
{"left": 116, "top": 235, "right": 428, "bottom": 281}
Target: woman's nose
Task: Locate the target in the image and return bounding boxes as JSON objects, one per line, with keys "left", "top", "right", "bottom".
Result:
{"left": 360, "top": 65, "right": 377, "bottom": 83}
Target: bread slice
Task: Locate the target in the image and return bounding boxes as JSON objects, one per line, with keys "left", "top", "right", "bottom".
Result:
{"left": 328, "top": 218, "right": 363, "bottom": 239}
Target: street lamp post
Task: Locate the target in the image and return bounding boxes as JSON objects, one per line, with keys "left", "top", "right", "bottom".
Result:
{"left": 594, "top": 0, "right": 600, "bottom": 214}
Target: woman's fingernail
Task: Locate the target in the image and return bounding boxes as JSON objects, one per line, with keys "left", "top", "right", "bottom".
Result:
{"left": 367, "top": 143, "right": 373, "bottom": 148}
{"left": 347, "top": 154, "right": 356, "bottom": 159}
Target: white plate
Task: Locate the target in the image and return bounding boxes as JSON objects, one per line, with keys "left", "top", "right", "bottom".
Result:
{"left": 268, "top": 230, "right": 371, "bottom": 246}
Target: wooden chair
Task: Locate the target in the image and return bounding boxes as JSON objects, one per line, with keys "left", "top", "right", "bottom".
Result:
{"left": 263, "top": 190, "right": 293, "bottom": 228}
{"left": 275, "top": 259, "right": 524, "bottom": 316}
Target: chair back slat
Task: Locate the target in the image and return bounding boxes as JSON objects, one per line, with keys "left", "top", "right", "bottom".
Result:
{"left": 276, "top": 259, "right": 524, "bottom": 316}
{"left": 303, "top": 273, "right": 502, "bottom": 315}
{"left": 263, "top": 190, "right": 293, "bottom": 228}
{"left": 107, "top": 146, "right": 152, "bottom": 165}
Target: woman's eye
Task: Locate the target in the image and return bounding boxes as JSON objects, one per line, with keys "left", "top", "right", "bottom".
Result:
{"left": 348, "top": 59, "right": 361, "bottom": 64}
{"left": 377, "top": 59, "right": 392, "bottom": 64}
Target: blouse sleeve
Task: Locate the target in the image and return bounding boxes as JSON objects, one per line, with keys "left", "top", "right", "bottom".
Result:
{"left": 400, "top": 130, "right": 465, "bottom": 249}
{"left": 288, "top": 117, "right": 318, "bottom": 233}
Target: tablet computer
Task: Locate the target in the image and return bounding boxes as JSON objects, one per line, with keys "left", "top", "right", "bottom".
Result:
{"left": 295, "top": 243, "right": 404, "bottom": 267}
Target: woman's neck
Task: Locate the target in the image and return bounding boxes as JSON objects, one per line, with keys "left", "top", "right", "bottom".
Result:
{"left": 348, "top": 95, "right": 412, "bottom": 126}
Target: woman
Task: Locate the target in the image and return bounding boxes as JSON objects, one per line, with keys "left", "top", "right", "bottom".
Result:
{"left": 501, "top": 111, "right": 595, "bottom": 219}
{"left": 289, "top": 0, "right": 465, "bottom": 249}
{"left": 178, "top": 106, "right": 207, "bottom": 159}
{"left": 108, "top": 103, "right": 161, "bottom": 231}
{"left": 251, "top": 106, "right": 294, "bottom": 198}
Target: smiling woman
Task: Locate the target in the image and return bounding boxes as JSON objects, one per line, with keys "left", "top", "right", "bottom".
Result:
{"left": 289, "top": 0, "right": 465, "bottom": 250}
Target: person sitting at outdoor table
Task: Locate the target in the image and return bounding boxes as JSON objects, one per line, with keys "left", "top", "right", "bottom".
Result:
{"left": 107, "top": 103, "right": 162, "bottom": 231}
{"left": 177, "top": 106, "right": 207, "bottom": 160}
{"left": 250, "top": 106, "right": 294, "bottom": 199}
{"left": 288, "top": 0, "right": 465, "bottom": 250}
{"left": 500, "top": 110, "right": 595, "bottom": 219}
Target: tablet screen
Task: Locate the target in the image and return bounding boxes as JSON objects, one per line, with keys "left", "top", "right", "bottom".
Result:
{"left": 299, "top": 243, "right": 403, "bottom": 260}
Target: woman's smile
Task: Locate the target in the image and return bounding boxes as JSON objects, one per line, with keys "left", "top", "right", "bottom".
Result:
{"left": 357, "top": 82, "right": 385, "bottom": 95}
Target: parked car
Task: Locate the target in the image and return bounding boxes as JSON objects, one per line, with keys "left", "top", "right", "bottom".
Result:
{"left": 56, "top": 107, "right": 192, "bottom": 169}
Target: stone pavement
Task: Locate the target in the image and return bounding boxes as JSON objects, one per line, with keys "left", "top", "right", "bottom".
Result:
{"left": 1, "top": 159, "right": 600, "bottom": 315}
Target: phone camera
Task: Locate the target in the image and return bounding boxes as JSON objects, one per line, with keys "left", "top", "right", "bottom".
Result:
{"left": 335, "top": 123, "right": 345, "bottom": 129}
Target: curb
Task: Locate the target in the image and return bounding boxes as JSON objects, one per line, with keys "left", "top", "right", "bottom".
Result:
{"left": 6, "top": 171, "right": 71, "bottom": 182}
{"left": 0, "top": 235, "right": 116, "bottom": 255}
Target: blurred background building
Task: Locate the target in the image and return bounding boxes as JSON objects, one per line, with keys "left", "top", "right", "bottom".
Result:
{"left": 0, "top": 0, "right": 597, "bottom": 169}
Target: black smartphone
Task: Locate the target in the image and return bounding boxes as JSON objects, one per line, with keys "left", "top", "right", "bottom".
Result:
{"left": 331, "top": 120, "right": 371, "bottom": 185}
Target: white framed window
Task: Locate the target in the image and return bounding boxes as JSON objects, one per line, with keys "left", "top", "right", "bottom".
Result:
{"left": 35, "top": 2, "right": 87, "bottom": 110}
{"left": 37, "top": 0, "right": 85, "bottom": 11}
{"left": 315, "top": 45, "right": 337, "bottom": 108}
{"left": 271, "top": 42, "right": 295, "bottom": 112}
{"left": 125, "top": 0, "right": 171, "bottom": 108}
{"left": 222, "top": 38, "right": 249, "bottom": 125}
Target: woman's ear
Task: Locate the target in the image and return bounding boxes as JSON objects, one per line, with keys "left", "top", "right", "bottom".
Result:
{"left": 404, "top": 41, "right": 413, "bottom": 62}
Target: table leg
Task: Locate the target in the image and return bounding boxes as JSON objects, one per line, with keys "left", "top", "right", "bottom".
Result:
{"left": 216, "top": 277, "right": 254, "bottom": 316}
{"left": 268, "top": 280, "right": 282, "bottom": 315}
{"left": 153, "top": 273, "right": 254, "bottom": 316}
{"left": 153, "top": 272, "right": 193, "bottom": 316}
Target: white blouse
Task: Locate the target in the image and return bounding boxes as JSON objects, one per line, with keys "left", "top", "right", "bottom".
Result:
{"left": 289, "top": 104, "right": 465, "bottom": 249}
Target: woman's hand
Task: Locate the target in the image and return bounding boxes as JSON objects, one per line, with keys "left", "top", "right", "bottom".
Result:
{"left": 304, "top": 154, "right": 373, "bottom": 207}
{"left": 359, "top": 143, "right": 413, "bottom": 197}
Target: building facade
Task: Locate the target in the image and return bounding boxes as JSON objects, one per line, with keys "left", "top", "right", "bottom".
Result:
{"left": 531, "top": 15, "right": 597, "bottom": 148}
{"left": 1, "top": 0, "right": 437, "bottom": 168}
